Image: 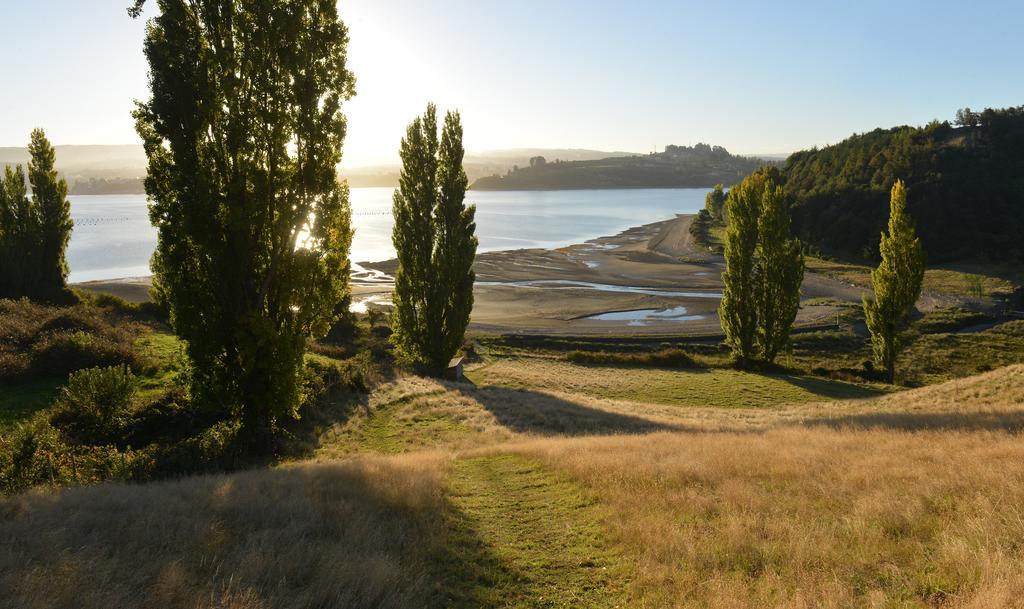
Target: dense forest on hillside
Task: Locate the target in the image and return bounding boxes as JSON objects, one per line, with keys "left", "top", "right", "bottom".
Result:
{"left": 472, "top": 144, "right": 765, "bottom": 190}
{"left": 782, "top": 107, "right": 1024, "bottom": 263}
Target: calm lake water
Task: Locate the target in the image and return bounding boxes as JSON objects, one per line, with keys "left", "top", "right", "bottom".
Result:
{"left": 67, "top": 188, "right": 707, "bottom": 283}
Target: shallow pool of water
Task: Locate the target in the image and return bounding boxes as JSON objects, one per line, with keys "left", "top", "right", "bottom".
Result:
{"left": 350, "top": 293, "right": 393, "bottom": 313}
{"left": 477, "top": 279, "right": 721, "bottom": 298}
{"left": 584, "top": 306, "right": 705, "bottom": 326}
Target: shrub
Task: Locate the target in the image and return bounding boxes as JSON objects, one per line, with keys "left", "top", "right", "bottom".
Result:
{"left": 0, "top": 298, "right": 148, "bottom": 382}
{"left": 121, "top": 385, "right": 202, "bottom": 448}
{"left": 304, "top": 353, "right": 375, "bottom": 398}
{"left": 366, "top": 308, "right": 387, "bottom": 328}
{"left": 144, "top": 419, "right": 244, "bottom": 478}
{"left": 0, "top": 415, "right": 143, "bottom": 494}
{"left": 307, "top": 341, "right": 352, "bottom": 360}
{"left": 50, "top": 365, "right": 137, "bottom": 444}
{"left": 30, "top": 331, "right": 137, "bottom": 378}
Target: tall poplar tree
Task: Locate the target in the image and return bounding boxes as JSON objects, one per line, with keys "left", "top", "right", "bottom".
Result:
{"left": 392, "top": 104, "right": 477, "bottom": 375}
{"left": 863, "top": 179, "right": 925, "bottom": 383}
{"left": 755, "top": 182, "right": 804, "bottom": 363}
{"left": 719, "top": 168, "right": 804, "bottom": 366}
{"left": 0, "top": 166, "right": 34, "bottom": 298}
{"left": 130, "top": 0, "right": 355, "bottom": 444}
{"left": 719, "top": 172, "right": 763, "bottom": 366}
{"left": 28, "top": 129, "right": 73, "bottom": 297}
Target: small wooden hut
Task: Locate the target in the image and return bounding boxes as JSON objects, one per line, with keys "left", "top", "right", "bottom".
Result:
{"left": 445, "top": 356, "right": 464, "bottom": 381}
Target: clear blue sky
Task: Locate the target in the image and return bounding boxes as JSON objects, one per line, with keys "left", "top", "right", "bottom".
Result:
{"left": 1, "top": 0, "right": 1021, "bottom": 164}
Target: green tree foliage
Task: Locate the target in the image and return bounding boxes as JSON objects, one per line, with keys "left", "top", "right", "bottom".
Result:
{"left": 719, "top": 173, "right": 765, "bottom": 365}
{"left": 391, "top": 104, "right": 478, "bottom": 374}
{"left": 0, "top": 130, "right": 73, "bottom": 301}
{"left": 781, "top": 106, "right": 1024, "bottom": 262}
{"left": 954, "top": 107, "right": 980, "bottom": 127}
{"left": 52, "top": 365, "right": 137, "bottom": 444}
{"left": 719, "top": 168, "right": 803, "bottom": 366}
{"left": 28, "top": 129, "right": 74, "bottom": 296}
{"left": 755, "top": 183, "right": 804, "bottom": 363}
{"left": 474, "top": 143, "right": 764, "bottom": 190}
{"left": 863, "top": 180, "right": 925, "bottom": 383}
{"left": 704, "top": 183, "right": 726, "bottom": 222}
{"left": 131, "top": 0, "right": 355, "bottom": 444}
{"left": 0, "top": 166, "right": 33, "bottom": 298}
{"left": 688, "top": 209, "right": 712, "bottom": 246}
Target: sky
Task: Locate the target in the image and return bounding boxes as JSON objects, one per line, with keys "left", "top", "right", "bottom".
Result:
{"left": 1, "top": 0, "right": 1022, "bottom": 166}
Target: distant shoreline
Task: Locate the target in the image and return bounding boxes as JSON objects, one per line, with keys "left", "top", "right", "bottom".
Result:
{"left": 72, "top": 214, "right": 864, "bottom": 337}
{"left": 469, "top": 184, "right": 722, "bottom": 192}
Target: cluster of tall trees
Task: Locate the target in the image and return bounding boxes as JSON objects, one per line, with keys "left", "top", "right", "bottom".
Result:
{"left": 0, "top": 129, "right": 73, "bottom": 301}
{"left": 703, "top": 183, "right": 726, "bottom": 223}
{"left": 688, "top": 209, "right": 713, "bottom": 246}
{"left": 718, "top": 169, "right": 804, "bottom": 367}
{"left": 719, "top": 167, "right": 926, "bottom": 380}
{"left": 130, "top": 0, "right": 475, "bottom": 446}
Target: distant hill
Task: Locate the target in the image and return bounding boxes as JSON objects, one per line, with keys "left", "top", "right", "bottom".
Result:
{"left": 1, "top": 144, "right": 148, "bottom": 195}
{"left": 0, "top": 144, "right": 147, "bottom": 172}
{"left": 470, "top": 144, "right": 767, "bottom": 190}
{"left": 342, "top": 148, "right": 638, "bottom": 189}
{"left": 468, "top": 148, "right": 639, "bottom": 164}
{"left": 68, "top": 177, "right": 146, "bottom": 195}
{"left": 779, "top": 106, "right": 1024, "bottom": 263}
{"left": 4, "top": 145, "right": 637, "bottom": 192}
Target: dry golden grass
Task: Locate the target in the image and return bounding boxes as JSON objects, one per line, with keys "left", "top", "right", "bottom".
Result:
{"left": 428, "top": 365, "right": 1024, "bottom": 608}
{"left": 316, "top": 365, "right": 1023, "bottom": 458}
{"left": 0, "top": 453, "right": 449, "bottom": 609}
{"left": 805, "top": 364, "right": 1024, "bottom": 431}
{"left": 309, "top": 365, "right": 1024, "bottom": 464}
{"left": 3, "top": 364, "right": 1024, "bottom": 608}
{"left": 496, "top": 427, "right": 1024, "bottom": 608}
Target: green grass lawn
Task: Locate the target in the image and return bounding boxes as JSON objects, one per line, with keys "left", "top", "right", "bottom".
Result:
{"left": 0, "top": 377, "right": 61, "bottom": 430}
{"left": 468, "top": 359, "right": 887, "bottom": 409}
{"left": 440, "top": 454, "right": 630, "bottom": 608}
{"left": 0, "top": 330, "right": 183, "bottom": 432}
{"left": 357, "top": 395, "right": 471, "bottom": 454}
{"left": 134, "top": 330, "right": 186, "bottom": 396}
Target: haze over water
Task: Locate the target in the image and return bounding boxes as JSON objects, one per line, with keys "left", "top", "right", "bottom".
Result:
{"left": 67, "top": 188, "right": 707, "bottom": 283}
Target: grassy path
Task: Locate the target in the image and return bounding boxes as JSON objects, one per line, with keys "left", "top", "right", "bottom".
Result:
{"left": 470, "top": 359, "right": 886, "bottom": 408}
{"left": 439, "top": 454, "right": 631, "bottom": 608}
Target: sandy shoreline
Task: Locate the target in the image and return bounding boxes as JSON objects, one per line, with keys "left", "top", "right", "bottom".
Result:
{"left": 75, "top": 215, "right": 859, "bottom": 336}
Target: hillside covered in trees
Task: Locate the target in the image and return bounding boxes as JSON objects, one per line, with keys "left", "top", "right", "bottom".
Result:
{"left": 471, "top": 143, "right": 765, "bottom": 190}
{"left": 782, "top": 107, "right": 1024, "bottom": 263}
